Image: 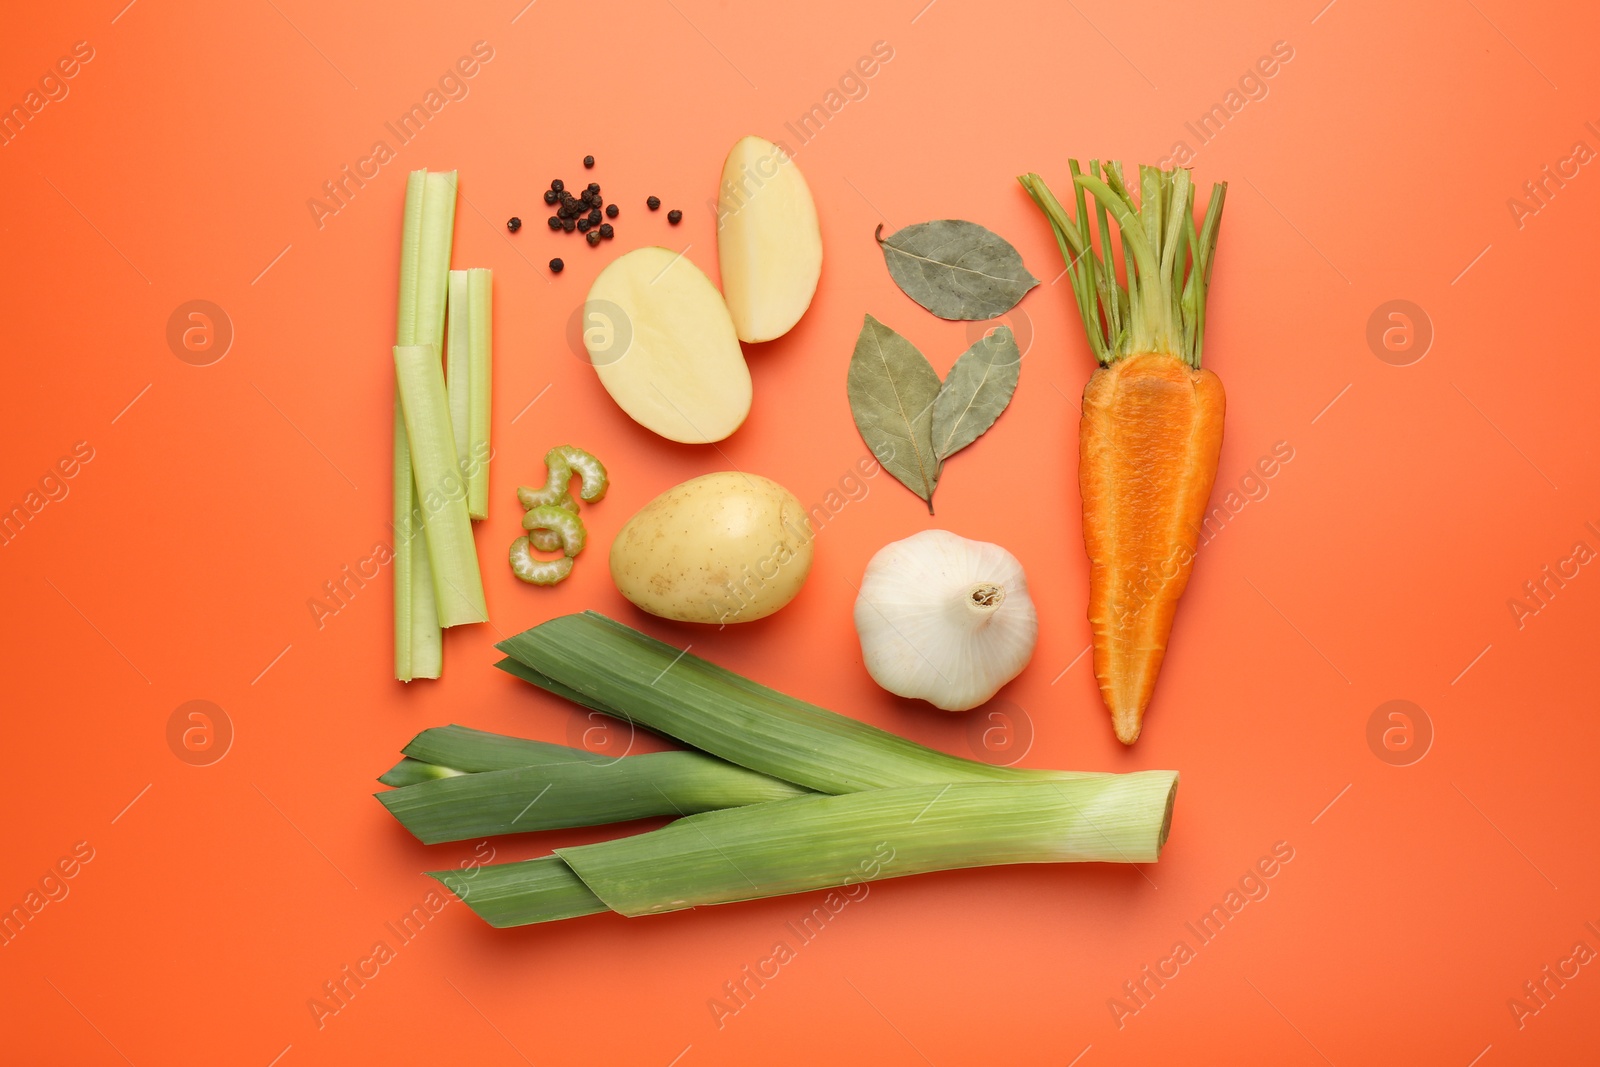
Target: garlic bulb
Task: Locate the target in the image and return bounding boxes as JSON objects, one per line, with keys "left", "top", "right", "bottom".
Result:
{"left": 853, "top": 530, "right": 1039, "bottom": 711}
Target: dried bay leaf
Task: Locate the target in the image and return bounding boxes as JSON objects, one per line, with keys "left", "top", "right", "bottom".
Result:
{"left": 847, "top": 314, "right": 943, "bottom": 511}
{"left": 876, "top": 220, "right": 1040, "bottom": 321}
{"left": 932, "top": 326, "right": 1021, "bottom": 462}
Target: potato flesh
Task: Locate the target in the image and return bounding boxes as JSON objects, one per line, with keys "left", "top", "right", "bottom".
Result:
{"left": 586, "top": 247, "right": 751, "bottom": 444}
{"left": 609, "top": 472, "right": 813, "bottom": 624}
{"left": 717, "top": 136, "right": 822, "bottom": 343}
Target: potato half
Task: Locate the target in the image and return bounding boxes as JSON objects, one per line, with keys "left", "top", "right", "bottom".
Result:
{"left": 716, "top": 136, "right": 823, "bottom": 343}
{"left": 584, "top": 247, "right": 751, "bottom": 444}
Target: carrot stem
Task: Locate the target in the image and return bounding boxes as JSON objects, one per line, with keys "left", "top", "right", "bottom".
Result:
{"left": 1018, "top": 162, "right": 1225, "bottom": 369}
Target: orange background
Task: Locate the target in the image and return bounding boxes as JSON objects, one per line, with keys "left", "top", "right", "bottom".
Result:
{"left": 4, "top": 0, "right": 1598, "bottom": 1063}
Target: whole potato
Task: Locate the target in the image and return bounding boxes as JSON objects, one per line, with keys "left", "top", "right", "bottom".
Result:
{"left": 610, "top": 472, "right": 813, "bottom": 624}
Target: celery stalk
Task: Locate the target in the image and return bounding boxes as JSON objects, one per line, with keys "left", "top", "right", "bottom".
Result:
{"left": 393, "top": 404, "right": 441, "bottom": 680}
{"left": 395, "top": 344, "right": 487, "bottom": 626}
{"left": 393, "top": 170, "right": 458, "bottom": 678}
{"left": 466, "top": 268, "right": 492, "bottom": 519}
{"left": 445, "top": 270, "right": 472, "bottom": 494}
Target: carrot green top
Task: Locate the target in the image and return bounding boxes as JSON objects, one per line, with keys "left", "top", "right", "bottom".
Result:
{"left": 1019, "top": 162, "right": 1226, "bottom": 369}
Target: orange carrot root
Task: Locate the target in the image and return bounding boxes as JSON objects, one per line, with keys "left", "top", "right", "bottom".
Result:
{"left": 1080, "top": 353, "right": 1225, "bottom": 744}
{"left": 1021, "top": 161, "right": 1228, "bottom": 744}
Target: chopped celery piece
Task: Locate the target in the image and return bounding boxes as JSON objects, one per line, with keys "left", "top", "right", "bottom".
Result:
{"left": 379, "top": 751, "right": 810, "bottom": 844}
{"left": 394, "top": 344, "right": 487, "bottom": 626}
{"left": 467, "top": 268, "right": 492, "bottom": 519}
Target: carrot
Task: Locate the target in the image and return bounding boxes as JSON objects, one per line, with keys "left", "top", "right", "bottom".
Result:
{"left": 1019, "top": 162, "right": 1228, "bottom": 744}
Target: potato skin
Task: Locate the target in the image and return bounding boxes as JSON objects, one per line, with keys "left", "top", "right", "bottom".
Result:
{"left": 609, "top": 472, "right": 813, "bottom": 624}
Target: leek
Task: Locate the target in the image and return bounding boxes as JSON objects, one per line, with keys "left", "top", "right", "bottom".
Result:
{"left": 378, "top": 725, "right": 810, "bottom": 842}
{"left": 497, "top": 612, "right": 1107, "bottom": 793}
{"left": 407, "top": 613, "right": 1181, "bottom": 931}
{"left": 380, "top": 751, "right": 810, "bottom": 844}
{"left": 403, "top": 724, "right": 609, "bottom": 772}
{"left": 440, "top": 855, "right": 608, "bottom": 927}
{"left": 432, "top": 773, "right": 1176, "bottom": 927}
{"left": 378, "top": 757, "right": 462, "bottom": 787}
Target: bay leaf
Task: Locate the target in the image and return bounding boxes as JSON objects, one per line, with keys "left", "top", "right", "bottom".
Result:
{"left": 847, "top": 314, "right": 943, "bottom": 511}
{"left": 932, "top": 326, "right": 1021, "bottom": 462}
{"left": 877, "top": 220, "right": 1040, "bottom": 321}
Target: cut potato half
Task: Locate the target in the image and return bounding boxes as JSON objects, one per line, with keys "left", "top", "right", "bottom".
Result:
{"left": 716, "top": 136, "right": 823, "bottom": 343}
{"left": 584, "top": 247, "right": 752, "bottom": 444}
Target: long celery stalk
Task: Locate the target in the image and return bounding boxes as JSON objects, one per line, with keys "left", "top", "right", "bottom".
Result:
{"left": 393, "top": 170, "right": 458, "bottom": 678}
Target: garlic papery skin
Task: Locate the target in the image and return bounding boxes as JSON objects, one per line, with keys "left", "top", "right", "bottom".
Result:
{"left": 853, "top": 530, "right": 1039, "bottom": 711}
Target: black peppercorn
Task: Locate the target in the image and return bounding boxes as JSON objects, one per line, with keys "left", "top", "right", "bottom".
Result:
{"left": 551, "top": 179, "right": 564, "bottom": 192}
{"left": 647, "top": 196, "right": 661, "bottom": 210}
{"left": 507, "top": 216, "right": 522, "bottom": 232}
{"left": 547, "top": 215, "right": 562, "bottom": 230}
{"left": 562, "top": 217, "right": 576, "bottom": 232}
{"left": 606, "top": 203, "right": 619, "bottom": 219}
{"left": 586, "top": 182, "right": 600, "bottom": 193}
{"left": 543, "top": 189, "right": 557, "bottom": 205}
{"left": 577, "top": 217, "right": 591, "bottom": 232}
{"left": 587, "top": 208, "right": 602, "bottom": 225}
{"left": 583, "top": 155, "right": 595, "bottom": 168}
{"left": 549, "top": 258, "right": 564, "bottom": 273}
{"left": 586, "top": 229, "right": 602, "bottom": 246}
{"left": 599, "top": 223, "right": 614, "bottom": 239}
{"left": 667, "top": 209, "right": 683, "bottom": 224}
